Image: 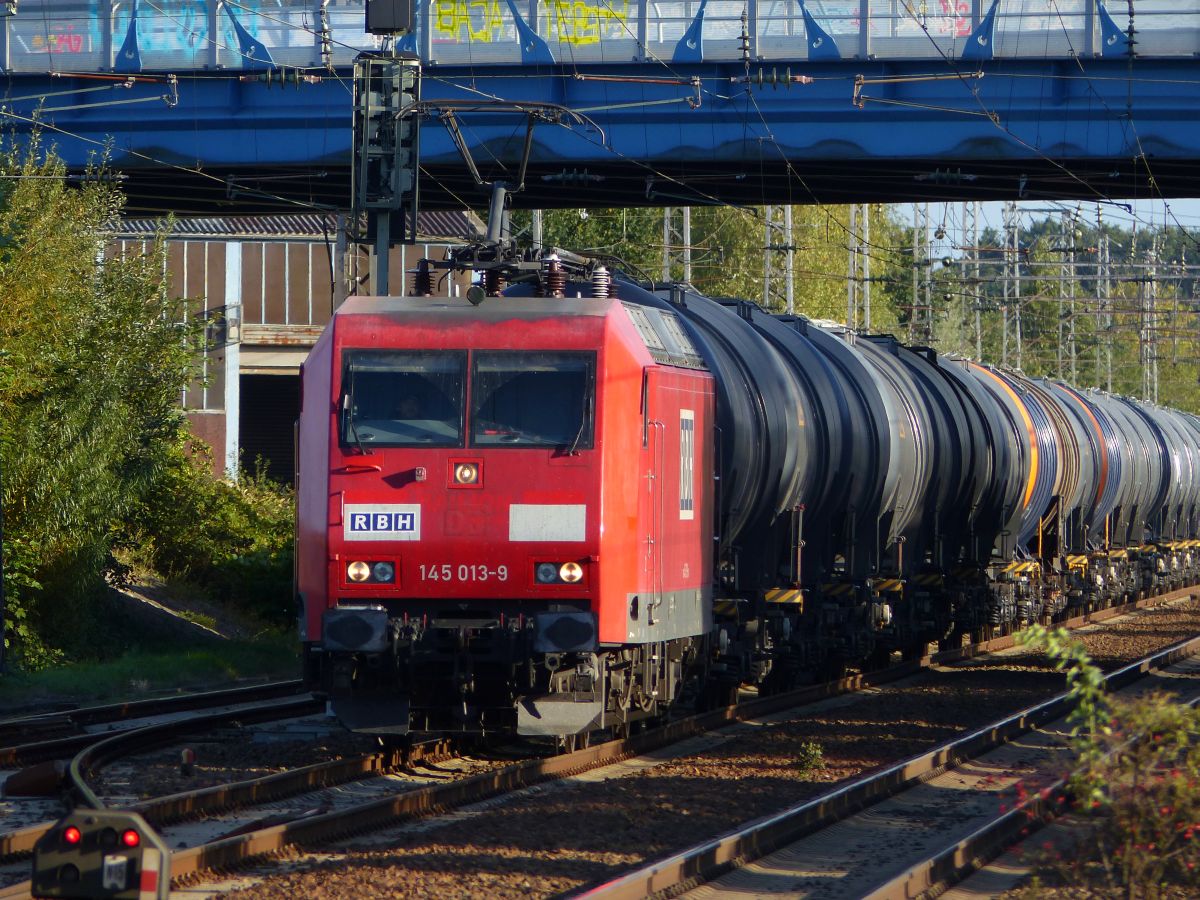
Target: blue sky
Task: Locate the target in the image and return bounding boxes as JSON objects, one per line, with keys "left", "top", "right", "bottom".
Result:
{"left": 899, "top": 198, "right": 1200, "bottom": 261}
{"left": 976, "top": 198, "right": 1200, "bottom": 232}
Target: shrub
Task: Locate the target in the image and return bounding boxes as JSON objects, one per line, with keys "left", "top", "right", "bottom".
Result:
{"left": 123, "top": 440, "right": 294, "bottom": 627}
{"left": 1018, "top": 625, "right": 1200, "bottom": 897}
{"left": 795, "top": 740, "right": 825, "bottom": 773}
{"left": 0, "top": 142, "right": 200, "bottom": 667}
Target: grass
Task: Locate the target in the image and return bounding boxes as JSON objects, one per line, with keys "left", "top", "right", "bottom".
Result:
{"left": 177, "top": 609, "right": 220, "bottom": 632}
{"left": 0, "top": 630, "right": 300, "bottom": 713}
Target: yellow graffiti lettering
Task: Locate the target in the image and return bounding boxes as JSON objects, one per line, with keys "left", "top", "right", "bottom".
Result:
{"left": 433, "top": 0, "right": 627, "bottom": 46}
{"left": 549, "top": 0, "right": 627, "bottom": 46}
{"left": 433, "top": 0, "right": 505, "bottom": 43}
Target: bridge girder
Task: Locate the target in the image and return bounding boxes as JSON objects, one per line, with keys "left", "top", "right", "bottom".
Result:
{"left": 8, "top": 57, "right": 1199, "bottom": 214}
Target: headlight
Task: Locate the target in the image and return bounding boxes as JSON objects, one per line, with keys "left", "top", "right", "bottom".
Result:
{"left": 346, "top": 560, "right": 396, "bottom": 585}
{"left": 534, "top": 561, "right": 585, "bottom": 585}
{"left": 454, "top": 463, "right": 479, "bottom": 484}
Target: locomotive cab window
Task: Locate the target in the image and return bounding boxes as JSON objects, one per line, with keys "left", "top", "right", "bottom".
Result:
{"left": 471, "top": 352, "right": 596, "bottom": 449}
{"left": 340, "top": 350, "right": 466, "bottom": 448}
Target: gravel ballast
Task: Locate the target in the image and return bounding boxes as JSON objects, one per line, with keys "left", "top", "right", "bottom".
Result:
{"left": 198, "top": 601, "right": 1200, "bottom": 899}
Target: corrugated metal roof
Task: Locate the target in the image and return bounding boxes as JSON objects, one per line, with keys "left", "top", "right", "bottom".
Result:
{"left": 115, "top": 211, "right": 484, "bottom": 243}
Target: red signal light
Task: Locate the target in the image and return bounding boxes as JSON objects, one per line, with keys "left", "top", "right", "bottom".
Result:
{"left": 62, "top": 826, "right": 82, "bottom": 845}
{"left": 120, "top": 829, "right": 140, "bottom": 848}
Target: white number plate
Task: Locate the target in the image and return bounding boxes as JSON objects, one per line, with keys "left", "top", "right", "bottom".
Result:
{"left": 419, "top": 564, "right": 509, "bottom": 582}
{"left": 102, "top": 855, "right": 129, "bottom": 890}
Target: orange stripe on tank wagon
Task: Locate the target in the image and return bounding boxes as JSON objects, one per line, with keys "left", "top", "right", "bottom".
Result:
{"left": 1060, "top": 384, "right": 1109, "bottom": 513}
{"left": 971, "top": 364, "right": 1039, "bottom": 511}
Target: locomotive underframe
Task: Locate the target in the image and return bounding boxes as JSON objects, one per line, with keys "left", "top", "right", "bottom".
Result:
{"left": 718, "top": 540, "right": 1197, "bottom": 697}
{"left": 308, "top": 543, "right": 1196, "bottom": 739}
{"left": 309, "top": 600, "right": 706, "bottom": 737}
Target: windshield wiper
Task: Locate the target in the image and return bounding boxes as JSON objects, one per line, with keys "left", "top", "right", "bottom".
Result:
{"left": 566, "top": 390, "right": 590, "bottom": 455}
{"left": 344, "top": 375, "right": 371, "bottom": 456}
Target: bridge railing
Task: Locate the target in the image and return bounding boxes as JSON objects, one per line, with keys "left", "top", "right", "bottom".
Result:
{"left": 1, "top": 0, "right": 1195, "bottom": 73}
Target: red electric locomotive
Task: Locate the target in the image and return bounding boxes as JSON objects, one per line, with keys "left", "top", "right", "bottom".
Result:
{"left": 297, "top": 278, "right": 715, "bottom": 739}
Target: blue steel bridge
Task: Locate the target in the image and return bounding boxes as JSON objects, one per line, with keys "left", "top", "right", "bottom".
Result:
{"left": 4, "top": 0, "right": 1200, "bottom": 213}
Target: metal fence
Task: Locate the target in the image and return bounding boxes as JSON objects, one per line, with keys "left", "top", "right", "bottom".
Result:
{"left": 3, "top": 0, "right": 1196, "bottom": 72}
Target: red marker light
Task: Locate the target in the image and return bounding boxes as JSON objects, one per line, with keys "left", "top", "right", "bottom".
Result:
{"left": 62, "top": 826, "right": 82, "bottom": 845}
{"left": 121, "top": 829, "right": 140, "bottom": 848}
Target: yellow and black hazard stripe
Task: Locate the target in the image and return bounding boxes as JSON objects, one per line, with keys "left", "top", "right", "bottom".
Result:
{"left": 872, "top": 578, "right": 904, "bottom": 593}
{"left": 1001, "top": 560, "right": 1040, "bottom": 575}
{"left": 764, "top": 588, "right": 804, "bottom": 606}
{"left": 821, "top": 583, "right": 856, "bottom": 597}
{"left": 910, "top": 573, "right": 944, "bottom": 587}
{"left": 1065, "top": 555, "right": 1089, "bottom": 570}
{"left": 713, "top": 600, "right": 740, "bottom": 617}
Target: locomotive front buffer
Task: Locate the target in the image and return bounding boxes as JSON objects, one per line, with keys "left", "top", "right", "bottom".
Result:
{"left": 32, "top": 809, "right": 170, "bottom": 900}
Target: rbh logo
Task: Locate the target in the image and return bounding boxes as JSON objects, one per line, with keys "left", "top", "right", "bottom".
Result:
{"left": 350, "top": 512, "right": 415, "bottom": 533}
{"left": 343, "top": 504, "right": 422, "bottom": 541}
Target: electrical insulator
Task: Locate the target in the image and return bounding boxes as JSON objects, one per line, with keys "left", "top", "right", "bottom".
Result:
{"left": 591, "top": 265, "right": 610, "bottom": 299}
{"left": 410, "top": 258, "right": 433, "bottom": 296}
{"left": 484, "top": 268, "right": 507, "bottom": 296}
{"left": 542, "top": 254, "right": 565, "bottom": 298}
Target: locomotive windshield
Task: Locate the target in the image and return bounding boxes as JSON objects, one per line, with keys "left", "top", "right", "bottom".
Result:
{"left": 340, "top": 350, "right": 466, "bottom": 447}
{"left": 470, "top": 352, "right": 595, "bottom": 449}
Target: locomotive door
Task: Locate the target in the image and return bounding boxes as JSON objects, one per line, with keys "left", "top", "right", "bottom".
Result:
{"left": 639, "top": 367, "right": 709, "bottom": 634}
{"left": 642, "top": 370, "right": 667, "bottom": 625}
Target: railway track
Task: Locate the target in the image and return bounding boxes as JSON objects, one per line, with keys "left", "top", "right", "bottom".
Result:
{"left": 2, "top": 588, "right": 1194, "bottom": 898}
{"left": 0, "top": 696, "right": 341, "bottom": 861}
{"left": 0, "top": 649, "right": 936, "bottom": 897}
{"left": 579, "top": 631, "right": 1200, "bottom": 899}
{"left": 0, "top": 683, "right": 318, "bottom": 881}
{"left": 0, "top": 679, "right": 305, "bottom": 768}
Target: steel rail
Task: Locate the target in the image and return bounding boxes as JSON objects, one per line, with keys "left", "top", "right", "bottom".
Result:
{"left": 930, "top": 590, "right": 1184, "bottom": 664}
{"left": 1, "top": 666, "right": 918, "bottom": 870}
{"left": 572, "top": 627, "right": 1200, "bottom": 899}
{"left": 163, "top": 660, "right": 924, "bottom": 882}
{"left": 0, "top": 740, "right": 452, "bottom": 861}
{"left": 864, "top": 686, "right": 1200, "bottom": 899}
{"left": 65, "top": 696, "right": 323, "bottom": 810}
{"left": 155, "top": 586, "right": 1200, "bottom": 883}
{"left": 3, "top": 587, "right": 1193, "bottom": 895}
{"left": 860, "top": 792, "right": 1071, "bottom": 900}
{"left": 0, "top": 679, "right": 304, "bottom": 767}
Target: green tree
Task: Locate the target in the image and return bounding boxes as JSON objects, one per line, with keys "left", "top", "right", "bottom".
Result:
{"left": 0, "top": 142, "right": 200, "bottom": 667}
{"left": 514, "top": 204, "right": 913, "bottom": 329}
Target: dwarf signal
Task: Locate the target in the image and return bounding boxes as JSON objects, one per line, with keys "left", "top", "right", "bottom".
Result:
{"left": 32, "top": 809, "right": 169, "bottom": 899}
